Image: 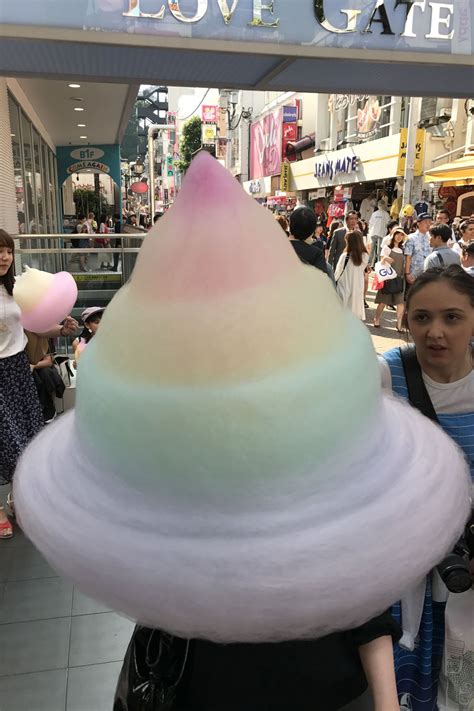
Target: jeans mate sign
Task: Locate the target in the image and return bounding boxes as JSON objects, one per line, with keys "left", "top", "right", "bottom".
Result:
{"left": 315, "top": 154, "right": 359, "bottom": 182}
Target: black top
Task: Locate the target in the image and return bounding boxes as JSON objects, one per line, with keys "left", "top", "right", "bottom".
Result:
{"left": 176, "top": 612, "right": 401, "bottom": 711}
{"left": 328, "top": 228, "right": 347, "bottom": 271}
{"left": 290, "top": 240, "right": 328, "bottom": 275}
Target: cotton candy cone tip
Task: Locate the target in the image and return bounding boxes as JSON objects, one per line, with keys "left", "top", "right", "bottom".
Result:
{"left": 71, "top": 153, "right": 380, "bottom": 495}
{"left": 134, "top": 151, "right": 302, "bottom": 301}
{"left": 14, "top": 267, "right": 77, "bottom": 332}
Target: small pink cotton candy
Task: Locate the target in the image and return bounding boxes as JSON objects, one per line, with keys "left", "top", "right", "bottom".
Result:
{"left": 21, "top": 272, "right": 78, "bottom": 332}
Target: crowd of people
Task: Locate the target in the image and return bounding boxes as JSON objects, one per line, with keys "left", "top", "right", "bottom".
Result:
{"left": 0, "top": 195, "right": 473, "bottom": 711}
{"left": 278, "top": 205, "right": 474, "bottom": 330}
{"left": 72, "top": 209, "right": 163, "bottom": 272}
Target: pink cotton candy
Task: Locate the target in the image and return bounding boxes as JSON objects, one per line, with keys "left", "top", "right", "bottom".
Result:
{"left": 20, "top": 271, "right": 78, "bottom": 332}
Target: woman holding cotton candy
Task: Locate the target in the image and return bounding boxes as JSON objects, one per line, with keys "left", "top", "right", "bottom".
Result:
{"left": 380, "top": 265, "right": 474, "bottom": 711}
{"left": 0, "top": 230, "right": 77, "bottom": 539}
{"left": 334, "top": 230, "right": 369, "bottom": 321}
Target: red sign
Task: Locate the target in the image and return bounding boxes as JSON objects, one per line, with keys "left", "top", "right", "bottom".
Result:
{"left": 282, "top": 123, "right": 298, "bottom": 162}
{"left": 250, "top": 108, "right": 283, "bottom": 180}
{"left": 130, "top": 181, "right": 148, "bottom": 194}
{"left": 202, "top": 105, "right": 218, "bottom": 123}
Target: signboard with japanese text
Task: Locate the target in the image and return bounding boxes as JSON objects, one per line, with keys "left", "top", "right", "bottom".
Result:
{"left": 397, "top": 128, "right": 426, "bottom": 177}
{"left": 57, "top": 144, "right": 121, "bottom": 188}
{"left": 280, "top": 162, "right": 291, "bottom": 192}
{"left": 283, "top": 106, "right": 298, "bottom": 123}
{"left": 202, "top": 124, "right": 217, "bottom": 145}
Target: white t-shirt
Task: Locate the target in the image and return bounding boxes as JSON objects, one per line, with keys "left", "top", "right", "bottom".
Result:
{"left": 379, "top": 357, "right": 474, "bottom": 415}
{"left": 0, "top": 284, "right": 28, "bottom": 358}
{"left": 368, "top": 209, "right": 390, "bottom": 239}
{"left": 381, "top": 245, "right": 403, "bottom": 258}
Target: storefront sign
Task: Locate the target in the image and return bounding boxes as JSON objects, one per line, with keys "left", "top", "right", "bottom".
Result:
{"left": 202, "top": 124, "right": 217, "bottom": 144}
{"left": 397, "top": 128, "right": 426, "bottom": 177}
{"left": 280, "top": 162, "right": 291, "bottom": 192}
{"left": 3, "top": 1, "right": 466, "bottom": 55}
{"left": 250, "top": 108, "right": 283, "bottom": 180}
{"left": 282, "top": 122, "right": 298, "bottom": 160}
{"left": 357, "top": 97, "right": 382, "bottom": 139}
{"left": 57, "top": 144, "right": 121, "bottom": 188}
{"left": 315, "top": 154, "right": 359, "bottom": 181}
{"left": 283, "top": 106, "right": 298, "bottom": 123}
{"left": 329, "top": 94, "right": 370, "bottom": 112}
{"left": 309, "top": 189, "right": 327, "bottom": 200}
{"left": 202, "top": 105, "right": 219, "bottom": 122}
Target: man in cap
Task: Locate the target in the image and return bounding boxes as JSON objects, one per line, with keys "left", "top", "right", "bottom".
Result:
{"left": 404, "top": 213, "right": 432, "bottom": 286}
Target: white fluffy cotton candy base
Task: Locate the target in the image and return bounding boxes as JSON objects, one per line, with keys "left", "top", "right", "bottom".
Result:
{"left": 14, "top": 394, "right": 470, "bottom": 643}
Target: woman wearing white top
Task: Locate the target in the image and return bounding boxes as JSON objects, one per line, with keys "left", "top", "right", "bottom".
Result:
{"left": 0, "top": 230, "right": 77, "bottom": 539}
{"left": 373, "top": 227, "right": 406, "bottom": 332}
{"left": 334, "top": 230, "right": 369, "bottom": 321}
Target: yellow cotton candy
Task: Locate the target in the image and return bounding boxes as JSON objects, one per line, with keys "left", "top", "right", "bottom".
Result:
{"left": 13, "top": 267, "right": 55, "bottom": 313}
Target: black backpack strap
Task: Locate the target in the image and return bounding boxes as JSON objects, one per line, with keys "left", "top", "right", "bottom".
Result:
{"left": 399, "top": 345, "right": 438, "bottom": 423}
{"left": 437, "top": 252, "right": 445, "bottom": 266}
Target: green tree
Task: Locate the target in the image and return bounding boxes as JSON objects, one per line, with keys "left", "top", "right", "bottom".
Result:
{"left": 73, "top": 186, "right": 108, "bottom": 218}
{"left": 178, "top": 116, "right": 202, "bottom": 172}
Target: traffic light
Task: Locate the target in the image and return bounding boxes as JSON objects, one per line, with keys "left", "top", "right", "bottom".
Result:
{"left": 166, "top": 156, "right": 174, "bottom": 177}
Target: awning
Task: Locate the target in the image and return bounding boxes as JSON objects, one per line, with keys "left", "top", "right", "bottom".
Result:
{"left": 425, "top": 151, "right": 474, "bottom": 183}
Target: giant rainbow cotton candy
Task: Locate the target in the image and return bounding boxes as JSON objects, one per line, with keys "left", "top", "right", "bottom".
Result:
{"left": 14, "top": 153, "right": 471, "bottom": 643}
{"left": 13, "top": 266, "right": 78, "bottom": 332}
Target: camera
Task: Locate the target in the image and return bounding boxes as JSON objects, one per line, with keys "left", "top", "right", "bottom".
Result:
{"left": 437, "top": 510, "right": 474, "bottom": 594}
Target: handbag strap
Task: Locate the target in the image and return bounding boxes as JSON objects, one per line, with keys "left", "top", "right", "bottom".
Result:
{"left": 399, "top": 345, "right": 438, "bottom": 423}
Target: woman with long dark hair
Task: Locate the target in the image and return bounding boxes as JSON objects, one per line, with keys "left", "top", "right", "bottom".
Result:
{"left": 334, "top": 230, "right": 369, "bottom": 321}
{"left": 0, "top": 229, "right": 77, "bottom": 538}
{"left": 373, "top": 226, "right": 406, "bottom": 331}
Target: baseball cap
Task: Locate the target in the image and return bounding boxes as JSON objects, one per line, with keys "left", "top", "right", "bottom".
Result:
{"left": 81, "top": 306, "right": 105, "bottom": 323}
{"left": 417, "top": 213, "right": 432, "bottom": 222}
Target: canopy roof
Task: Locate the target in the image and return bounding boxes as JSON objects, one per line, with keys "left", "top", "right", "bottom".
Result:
{"left": 425, "top": 151, "right": 474, "bottom": 183}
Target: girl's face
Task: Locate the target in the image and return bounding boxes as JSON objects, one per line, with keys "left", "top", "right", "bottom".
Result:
{"left": 407, "top": 282, "right": 474, "bottom": 369}
{"left": 86, "top": 316, "right": 102, "bottom": 335}
{"left": 393, "top": 231, "right": 404, "bottom": 245}
{"left": 0, "top": 246, "right": 13, "bottom": 277}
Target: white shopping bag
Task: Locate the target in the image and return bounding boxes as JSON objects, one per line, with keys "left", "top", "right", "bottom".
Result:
{"left": 437, "top": 589, "right": 474, "bottom": 711}
{"left": 374, "top": 261, "right": 398, "bottom": 281}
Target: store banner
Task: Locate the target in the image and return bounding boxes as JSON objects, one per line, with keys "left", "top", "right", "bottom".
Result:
{"left": 202, "top": 124, "right": 217, "bottom": 145}
{"left": 202, "top": 105, "right": 218, "bottom": 123}
{"left": 283, "top": 106, "right": 298, "bottom": 123}
{"left": 282, "top": 123, "right": 298, "bottom": 161}
{"left": 250, "top": 108, "right": 283, "bottom": 180}
{"left": 280, "top": 162, "right": 291, "bottom": 192}
{"left": 57, "top": 144, "right": 121, "bottom": 188}
{"left": 397, "top": 128, "right": 426, "bottom": 177}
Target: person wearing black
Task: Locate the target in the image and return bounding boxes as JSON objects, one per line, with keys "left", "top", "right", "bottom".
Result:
{"left": 328, "top": 211, "right": 359, "bottom": 272}
{"left": 289, "top": 207, "right": 328, "bottom": 276}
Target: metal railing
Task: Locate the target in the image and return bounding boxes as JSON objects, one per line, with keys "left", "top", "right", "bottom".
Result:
{"left": 13, "top": 234, "right": 147, "bottom": 350}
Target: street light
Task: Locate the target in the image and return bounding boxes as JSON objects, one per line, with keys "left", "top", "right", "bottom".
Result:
{"left": 134, "top": 157, "right": 144, "bottom": 176}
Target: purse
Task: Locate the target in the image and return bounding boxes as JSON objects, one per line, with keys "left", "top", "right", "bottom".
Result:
{"left": 114, "top": 626, "right": 190, "bottom": 711}
{"left": 381, "top": 276, "right": 404, "bottom": 295}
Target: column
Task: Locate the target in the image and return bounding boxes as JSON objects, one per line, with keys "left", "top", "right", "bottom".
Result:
{"left": 0, "top": 78, "right": 18, "bottom": 234}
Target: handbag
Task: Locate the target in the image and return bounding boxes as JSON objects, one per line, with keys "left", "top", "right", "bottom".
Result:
{"left": 381, "top": 276, "right": 404, "bottom": 295}
{"left": 114, "top": 626, "right": 190, "bottom": 711}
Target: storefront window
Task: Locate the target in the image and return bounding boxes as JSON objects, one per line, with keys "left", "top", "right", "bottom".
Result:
{"left": 8, "top": 95, "right": 25, "bottom": 233}
{"left": 20, "top": 111, "right": 37, "bottom": 233}
{"left": 32, "top": 128, "right": 45, "bottom": 233}
{"left": 8, "top": 92, "right": 60, "bottom": 235}
{"left": 41, "top": 139, "right": 52, "bottom": 233}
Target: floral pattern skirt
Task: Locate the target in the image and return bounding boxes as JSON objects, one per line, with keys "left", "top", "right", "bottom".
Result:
{"left": 0, "top": 350, "right": 44, "bottom": 485}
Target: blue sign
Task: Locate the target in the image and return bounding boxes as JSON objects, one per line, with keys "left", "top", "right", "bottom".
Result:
{"left": 283, "top": 106, "right": 298, "bottom": 123}
{"left": 57, "top": 144, "right": 122, "bottom": 189}
{"left": 315, "top": 155, "right": 359, "bottom": 181}
{"left": 1, "top": 1, "right": 471, "bottom": 57}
